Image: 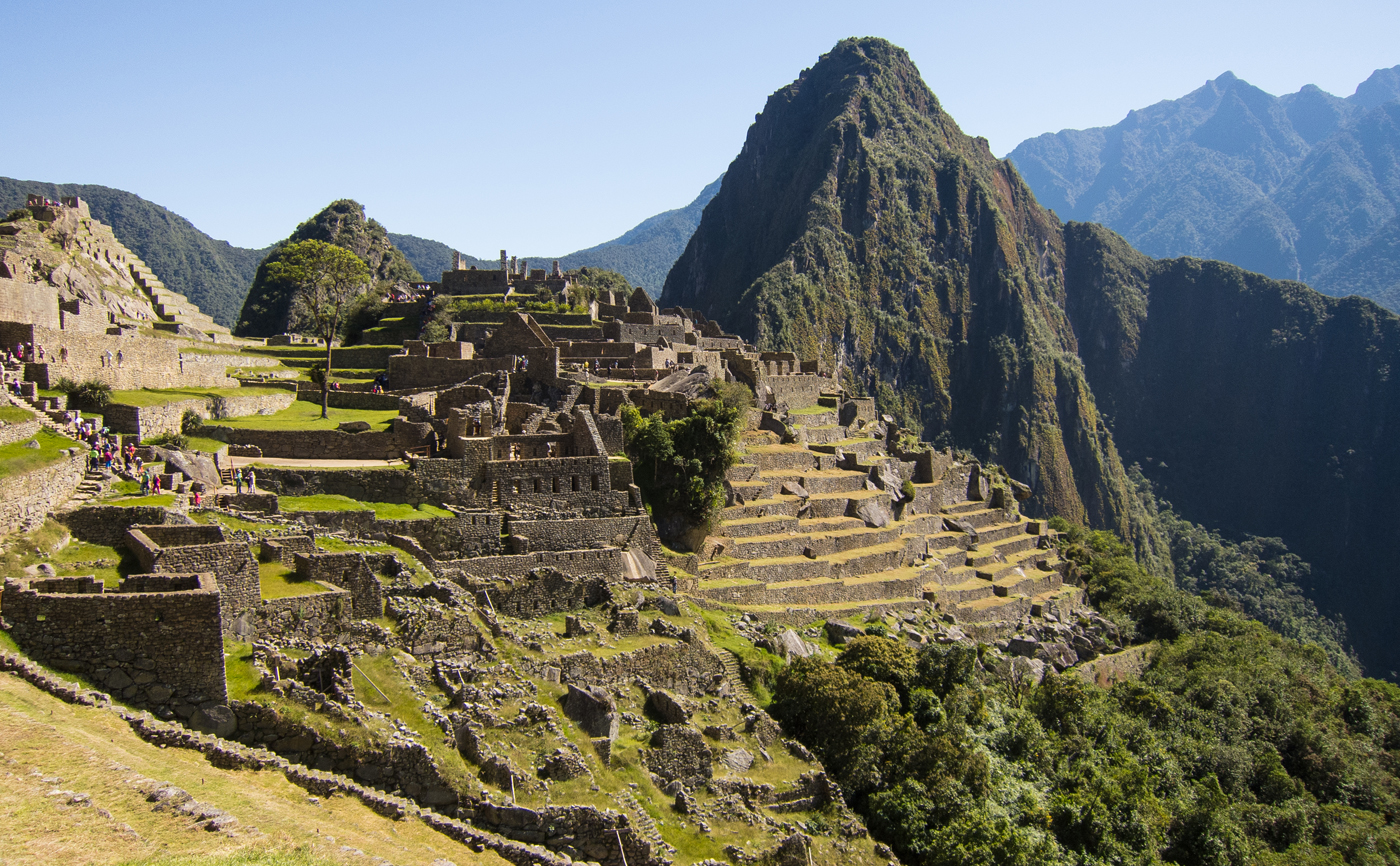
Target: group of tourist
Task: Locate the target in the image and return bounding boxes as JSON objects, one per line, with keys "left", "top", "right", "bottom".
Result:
{"left": 5, "top": 343, "right": 46, "bottom": 365}
{"left": 232, "top": 467, "right": 256, "bottom": 494}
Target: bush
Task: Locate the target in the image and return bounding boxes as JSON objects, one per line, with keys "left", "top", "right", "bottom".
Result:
{"left": 181, "top": 409, "right": 204, "bottom": 433}
{"left": 3, "top": 208, "right": 30, "bottom": 223}
{"left": 901, "top": 478, "right": 916, "bottom": 501}
{"left": 712, "top": 379, "right": 755, "bottom": 411}
{"left": 54, "top": 377, "right": 80, "bottom": 394}
{"left": 71, "top": 379, "right": 111, "bottom": 409}
{"left": 147, "top": 432, "right": 187, "bottom": 450}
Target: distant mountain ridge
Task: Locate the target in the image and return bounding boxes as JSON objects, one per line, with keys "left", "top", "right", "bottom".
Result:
{"left": 0, "top": 177, "right": 266, "bottom": 327}
{"left": 391, "top": 177, "right": 723, "bottom": 296}
{"left": 1008, "top": 65, "right": 1400, "bottom": 309}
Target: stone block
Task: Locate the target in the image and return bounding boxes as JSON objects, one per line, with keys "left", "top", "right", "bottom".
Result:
{"left": 562, "top": 684, "right": 619, "bottom": 740}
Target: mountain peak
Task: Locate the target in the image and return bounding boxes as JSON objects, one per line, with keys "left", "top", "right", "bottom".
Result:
{"left": 1350, "top": 64, "right": 1400, "bottom": 110}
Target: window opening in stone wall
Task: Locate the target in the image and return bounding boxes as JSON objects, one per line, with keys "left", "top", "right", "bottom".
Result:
{"left": 571, "top": 475, "right": 579, "bottom": 492}
{"left": 592, "top": 474, "right": 600, "bottom": 491}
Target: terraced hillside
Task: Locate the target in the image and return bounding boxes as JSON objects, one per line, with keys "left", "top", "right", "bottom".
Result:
{"left": 686, "top": 391, "right": 1077, "bottom": 636}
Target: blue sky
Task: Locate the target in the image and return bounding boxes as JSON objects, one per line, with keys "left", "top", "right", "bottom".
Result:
{"left": 8, "top": 1, "right": 1399, "bottom": 255}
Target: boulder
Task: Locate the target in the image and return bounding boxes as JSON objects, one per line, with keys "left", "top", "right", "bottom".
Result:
{"left": 561, "top": 685, "right": 618, "bottom": 740}
{"left": 22, "top": 439, "right": 39, "bottom": 449}
{"left": 775, "top": 629, "right": 817, "bottom": 659}
{"left": 338, "top": 420, "right": 371, "bottom": 434}
{"left": 539, "top": 748, "right": 588, "bottom": 781}
{"left": 647, "top": 689, "right": 692, "bottom": 725}
{"left": 1010, "top": 479, "right": 1033, "bottom": 501}
{"left": 780, "top": 480, "right": 810, "bottom": 498}
{"left": 720, "top": 747, "right": 754, "bottom": 772}
{"left": 824, "top": 619, "right": 864, "bottom": 645}
{"left": 967, "top": 464, "right": 990, "bottom": 501}
{"left": 855, "top": 498, "right": 893, "bottom": 528}
{"left": 1036, "top": 641, "right": 1080, "bottom": 672}
{"left": 164, "top": 450, "right": 220, "bottom": 488}
{"left": 189, "top": 705, "right": 238, "bottom": 738}
{"left": 1007, "top": 635, "right": 1040, "bottom": 658}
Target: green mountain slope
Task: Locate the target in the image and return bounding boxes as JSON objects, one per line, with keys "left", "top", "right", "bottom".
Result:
{"left": 0, "top": 177, "right": 265, "bottom": 327}
{"left": 1008, "top": 67, "right": 1400, "bottom": 309}
{"left": 236, "top": 199, "right": 421, "bottom": 337}
{"left": 662, "top": 38, "right": 1142, "bottom": 538}
{"left": 663, "top": 37, "right": 1400, "bottom": 679}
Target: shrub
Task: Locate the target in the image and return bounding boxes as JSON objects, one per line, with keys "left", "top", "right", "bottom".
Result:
{"left": 901, "top": 478, "right": 916, "bottom": 501}
{"left": 147, "top": 432, "right": 187, "bottom": 450}
{"left": 3, "top": 208, "right": 31, "bottom": 223}
{"left": 72, "top": 379, "right": 111, "bottom": 409}
{"left": 54, "top": 377, "right": 80, "bottom": 394}
{"left": 182, "top": 408, "right": 205, "bottom": 433}
{"left": 712, "top": 379, "right": 755, "bottom": 411}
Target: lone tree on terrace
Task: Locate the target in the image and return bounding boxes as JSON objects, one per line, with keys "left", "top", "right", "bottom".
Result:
{"left": 265, "top": 239, "right": 372, "bottom": 419}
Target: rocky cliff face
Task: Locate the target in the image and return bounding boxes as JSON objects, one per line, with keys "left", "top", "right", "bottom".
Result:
{"left": 663, "top": 37, "right": 1400, "bottom": 677}
{"left": 236, "top": 200, "right": 420, "bottom": 337}
{"left": 662, "top": 37, "right": 1140, "bottom": 536}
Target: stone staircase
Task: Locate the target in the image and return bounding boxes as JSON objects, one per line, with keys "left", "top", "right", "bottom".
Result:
{"left": 129, "top": 262, "right": 231, "bottom": 338}
{"left": 614, "top": 789, "right": 670, "bottom": 855}
{"left": 719, "top": 649, "right": 759, "bottom": 705}
{"left": 687, "top": 408, "right": 1075, "bottom": 632}
{"left": 60, "top": 468, "right": 107, "bottom": 509}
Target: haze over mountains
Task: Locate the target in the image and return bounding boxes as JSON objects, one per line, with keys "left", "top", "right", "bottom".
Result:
{"left": 1009, "top": 65, "right": 1400, "bottom": 310}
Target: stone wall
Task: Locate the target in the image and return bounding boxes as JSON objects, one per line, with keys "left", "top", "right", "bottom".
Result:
{"left": 388, "top": 354, "right": 513, "bottom": 390}
{"left": 555, "top": 640, "right": 725, "bottom": 698}
{"left": 259, "top": 535, "right": 317, "bottom": 567}
{"left": 103, "top": 390, "right": 295, "bottom": 438}
{"left": 460, "top": 569, "right": 609, "bottom": 618}
{"left": 293, "top": 552, "right": 384, "bottom": 619}
{"left": 443, "top": 548, "right": 622, "bottom": 582}
{"left": 294, "top": 389, "right": 402, "bottom": 412}
{"left": 126, "top": 525, "right": 261, "bottom": 622}
{"left": 507, "top": 515, "right": 659, "bottom": 558}
{"left": 0, "top": 572, "right": 227, "bottom": 713}
{"left": 0, "top": 417, "right": 42, "bottom": 447}
{"left": 58, "top": 505, "right": 185, "bottom": 546}
{"left": 0, "top": 278, "right": 61, "bottom": 329}
{"left": 250, "top": 587, "right": 352, "bottom": 640}
{"left": 205, "top": 419, "right": 432, "bottom": 460}
{"left": 0, "top": 449, "right": 85, "bottom": 532}
{"left": 371, "top": 513, "right": 502, "bottom": 558}
{"left": 2, "top": 323, "right": 274, "bottom": 390}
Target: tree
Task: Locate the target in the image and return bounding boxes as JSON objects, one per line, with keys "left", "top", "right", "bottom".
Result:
{"left": 264, "top": 239, "right": 371, "bottom": 418}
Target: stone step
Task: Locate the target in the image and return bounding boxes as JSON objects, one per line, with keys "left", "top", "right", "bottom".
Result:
{"left": 992, "top": 568, "right": 1061, "bottom": 598}
{"left": 754, "top": 568, "right": 925, "bottom": 605}
{"left": 796, "top": 516, "right": 868, "bottom": 533}
{"left": 725, "top": 525, "right": 905, "bottom": 561}
{"left": 787, "top": 410, "right": 838, "bottom": 428}
{"left": 803, "top": 487, "right": 893, "bottom": 520}
{"left": 799, "top": 424, "right": 848, "bottom": 445}
{"left": 720, "top": 497, "right": 799, "bottom": 521}
{"left": 947, "top": 593, "right": 1033, "bottom": 624}
{"left": 944, "top": 500, "right": 989, "bottom": 514}
{"left": 928, "top": 577, "right": 997, "bottom": 605}
{"left": 940, "top": 507, "right": 1008, "bottom": 530}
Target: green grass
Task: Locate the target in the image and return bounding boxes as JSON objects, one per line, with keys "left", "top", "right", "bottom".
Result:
{"left": 351, "top": 653, "right": 475, "bottom": 791}
{"left": 104, "top": 493, "right": 177, "bottom": 507}
{"left": 0, "top": 520, "right": 138, "bottom": 588}
{"left": 0, "top": 428, "right": 77, "bottom": 479}
{"left": 107, "top": 386, "right": 288, "bottom": 408}
{"left": 208, "top": 401, "right": 398, "bottom": 431}
{"left": 258, "top": 561, "right": 331, "bottom": 599}
{"left": 280, "top": 494, "right": 450, "bottom": 520}
{"left": 0, "top": 404, "right": 34, "bottom": 423}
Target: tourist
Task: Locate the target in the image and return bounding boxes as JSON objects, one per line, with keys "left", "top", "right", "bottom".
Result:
{"left": 234, "top": 469, "right": 243, "bottom": 495}
{"left": 247, "top": 469, "right": 256, "bottom": 492}
{"left": 152, "top": 475, "right": 161, "bottom": 494}
{"left": 140, "top": 471, "right": 149, "bottom": 494}
{"left": 192, "top": 489, "right": 201, "bottom": 508}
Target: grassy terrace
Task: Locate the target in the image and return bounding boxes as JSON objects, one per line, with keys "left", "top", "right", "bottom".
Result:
{"left": 108, "top": 385, "right": 289, "bottom": 408}
{"left": 0, "top": 428, "right": 77, "bottom": 479}
{"left": 279, "top": 494, "right": 452, "bottom": 520}
{"left": 206, "top": 401, "right": 398, "bottom": 431}
{"left": 258, "top": 560, "right": 331, "bottom": 599}
{"left": 0, "top": 405, "right": 34, "bottom": 424}
{"left": 0, "top": 520, "right": 137, "bottom": 588}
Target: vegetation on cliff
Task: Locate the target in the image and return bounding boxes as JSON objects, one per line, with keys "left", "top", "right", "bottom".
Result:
{"left": 662, "top": 37, "right": 1144, "bottom": 543}
{"left": 621, "top": 392, "right": 745, "bottom": 531}
{"left": 236, "top": 200, "right": 420, "bottom": 338}
{"left": 774, "top": 524, "right": 1400, "bottom": 866}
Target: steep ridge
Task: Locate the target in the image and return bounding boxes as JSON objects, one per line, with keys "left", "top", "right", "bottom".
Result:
{"left": 1062, "top": 221, "right": 1400, "bottom": 677}
{"left": 662, "top": 38, "right": 1142, "bottom": 539}
{"left": 1008, "top": 67, "right": 1400, "bottom": 309}
{"left": 236, "top": 199, "right": 421, "bottom": 337}
{"left": 0, "top": 177, "right": 266, "bottom": 328}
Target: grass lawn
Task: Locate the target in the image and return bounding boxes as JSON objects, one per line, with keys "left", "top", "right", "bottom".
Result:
{"left": 0, "top": 520, "right": 137, "bottom": 588}
{"left": 137, "top": 433, "right": 227, "bottom": 453}
{"left": 107, "top": 386, "right": 288, "bottom": 408}
{"left": 0, "top": 428, "right": 77, "bottom": 479}
{"left": 259, "top": 561, "right": 331, "bottom": 599}
{"left": 0, "top": 404, "right": 34, "bottom": 423}
{"left": 280, "top": 494, "right": 450, "bottom": 520}
{"left": 209, "top": 401, "right": 398, "bottom": 431}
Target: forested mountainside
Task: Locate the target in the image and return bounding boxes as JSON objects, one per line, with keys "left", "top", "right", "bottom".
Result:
{"left": 0, "top": 177, "right": 265, "bottom": 327}
{"left": 662, "top": 37, "right": 1400, "bottom": 679}
{"left": 1008, "top": 67, "right": 1400, "bottom": 310}
{"left": 236, "top": 199, "right": 421, "bottom": 337}
{"left": 394, "top": 176, "right": 723, "bottom": 297}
